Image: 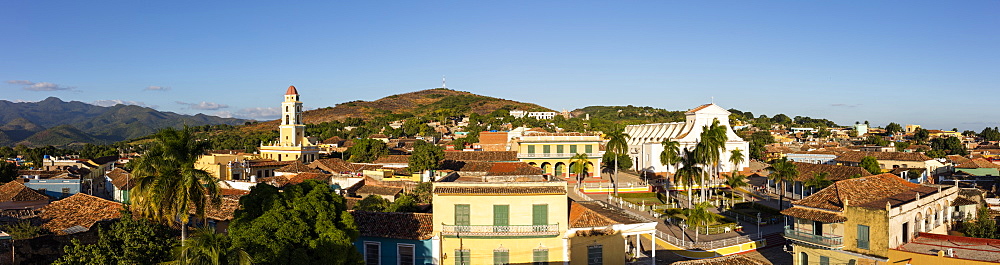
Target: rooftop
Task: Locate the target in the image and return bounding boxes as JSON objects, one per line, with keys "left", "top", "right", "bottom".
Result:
{"left": 275, "top": 160, "right": 322, "bottom": 173}
{"left": 38, "top": 193, "right": 123, "bottom": 235}
{"left": 443, "top": 151, "right": 518, "bottom": 162}
{"left": 439, "top": 161, "right": 544, "bottom": 176}
{"left": 896, "top": 233, "right": 1000, "bottom": 263}
{"left": 433, "top": 185, "right": 565, "bottom": 195}
{"left": 834, "top": 151, "right": 933, "bottom": 163}
{"left": 955, "top": 158, "right": 1000, "bottom": 169}
{"left": 355, "top": 185, "right": 404, "bottom": 196}
{"left": 569, "top": 200, "right": 647, "bottom": 228}
{"left": 350, "top": 211, "right": 433, "bottom": 240}
{"left": 0, "top": 180, "right": 49, "bottom": 202}
{"left": 783, "top": 174, "right": 944, "bottom": 222}
{"left": 106, "top": 168, "right": 134, "bottom": 190}
{"left": 285, "top": 85, "right": 298, "bottom": 95}
{"left": 790, "top": 162, "right": 872, "bottom": 182}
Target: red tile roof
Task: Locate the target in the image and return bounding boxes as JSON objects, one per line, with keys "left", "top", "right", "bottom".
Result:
{"left": 373, "top": 155, "right": 411, "bottom": 164}
{"left": 106, "top": 168, "right": 134, "bottom": 190}
{"left": 38, "top": 193, "right": 123, "bottom": 235}
{"left": 569, "top": 200, "right": 646, "bottom": 228}
{"left": 351, "top": 211, "right": 434, "bottom": 240}
{"left": 276, "top": 161, "right": 322, "bottom": 173}
{"left": 790, "top": 162, "right": 872, "bottom": 182}
{"left": 443, "top": 151, "right": 518, "bottom": 162}
{"left": 355, "top": 185, "right": 403, "bottom": 196}
{"left": 433, "top": 186, "right": 565, "bottom": 195}
{"left": 834, "top": 151, "right": 933, "bottom": 163}
{"left": 956, "top": 158, "right": 1000, "bottom": 169}
{"left": 789, "top": 173, "right": 935, "bottom": 213}
{"left": 441, "top": 161, "right": 543, "bottom": 176}
{"left": 285, "top": 85, "right": 298, "bottom": 95}
{"left": 0, "top": 180, "right": 48, "bottom": 202}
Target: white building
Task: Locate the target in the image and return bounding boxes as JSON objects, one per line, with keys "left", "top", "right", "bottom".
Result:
{"left": 509, "top": 110, "right": 558, "bottom": 120}
{"left": 624, "top": 103, "right": 750, "bottom": 175}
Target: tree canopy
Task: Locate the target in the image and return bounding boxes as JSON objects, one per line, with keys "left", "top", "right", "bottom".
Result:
{"left": 229, "top": 180, "right": 362, "bottom": 265}
{"left": 859, "top": 156, "right": 881, "bottom": 175}
{"left": 54, "top": 210, "right": 176, "bottom": 265}
{"left": 884, "top": 122, "right": 902, "bottom": 135}
{"left": 408, "top": 140, "right": 444, "bottom": 173}
{"left": 346, "top": 138, "right": 388, "bottom": 163}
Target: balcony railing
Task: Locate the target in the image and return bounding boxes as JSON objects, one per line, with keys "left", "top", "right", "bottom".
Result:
{"left": 783, "top": 226, "right": 843, "bottom": 248}
{"left": 441, "top": 224, "right": 560, "bottom": 237}
{"left": 519, "top": 153, "right": 600, "bottom": 158}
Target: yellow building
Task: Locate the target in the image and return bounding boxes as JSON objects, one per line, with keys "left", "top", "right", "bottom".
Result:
{"left": 195, "top": 152, "right": 288, "bottom": 181}
{"left": 432, "top": 172, "right": 569, "bottom": 265}
{"left": 781, "top": 174, "right": 960, "bottom": 265}
{"left": 259, "top": 85, "right": 320, "bottom": 163}
{"left": 567, "top": 200, "right": 658, "bottom": 265}
{"left": 512, "top": 132, "right": 603, "bottom": 179}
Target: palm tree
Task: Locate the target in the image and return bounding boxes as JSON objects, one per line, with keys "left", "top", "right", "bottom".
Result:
{"left": 659, "top": 139, "right": 681, "bottom": 205}
{"left": 724, "top": 173, "right": 748, "bottom": 209}
{"left": 604, "top": 125, "right": 631, "bottom": 196}
{"left": 132, "top": 127, "right": 221, "bottom": 246}
{"left": 729, "top": 148, "right": 745, "bottom": 173}
{"left": 167, "top": 227, "right": 253, "bottom": 265}
{"left": 696, "top": 119, "right": 727, "bottom": 202}
{"left": 765, "top": 157, "right": 798, "bottom": 211}
{"left": 683, "top": 202, "right": 718, "bottom": 242}
{"left": 570, "top": 153, "right": 590, "bottom": 187}
{"left": 675, "top": 149, "right": 703, "bottom": 208}
{"left": 804, "top": 172, "right": 833, "bottom": 196}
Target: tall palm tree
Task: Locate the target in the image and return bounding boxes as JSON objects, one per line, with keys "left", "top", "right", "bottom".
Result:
{"left": 675, "top": 148, "right": 704, "bottom": 208}
{"left": 695, "top": 120, "right": 727, "bottom": 203}
{"left": 659, "top": 139, "right": 681, "bottom": 204}
{"left": 570, "top": 153, "right": 590, "bottom": 187}
{"left": 729, "top": 148, "right": 745, "bottom": 174}
{"left": 167, "top": 227, "right": 253, "bottom": 265}
{"left": 683, "top": 202, "right": 718, "bottom": 242}
{"left": 724, "top": 173, "right": 748, "bottom": 209}
{"left": 765, "top": 157, "right": 798, "bottom": 211}
{"left": 604, "top": 125, "right": 631, "bottom": 196}
{"left": 804, "top": 172, "right": 833, "bottom": 196}
{"left": 132, "top": 127, "right": 221, "bottom": 245}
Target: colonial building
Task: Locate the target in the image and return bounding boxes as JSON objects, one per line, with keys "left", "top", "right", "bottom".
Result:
{"left": 511, "top": 133, "right": 602, "bottom": 179}
{"left": 833, "top": 151, "right": 947, "bottom": 175}
{"left": 624, "top": 103, "right": 750, "bottom": 175}
{"left": 259, "top": 86, "right": 320, "bottom": 163}
{"left": 781, "top": 174, "right": 962, "bottom": 265}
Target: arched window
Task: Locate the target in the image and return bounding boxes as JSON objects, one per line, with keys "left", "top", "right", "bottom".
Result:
{"left": 285, "top": 115, "right": 289, "bottom": 124}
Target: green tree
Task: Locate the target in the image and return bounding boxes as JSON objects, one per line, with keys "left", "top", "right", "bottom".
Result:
{"left": 229, "top": 180, "right": 362, "bottom": 265}
{"left": 410, "top": 182, "right": 433, "bottom": 204}
{"left": 386, "top": 194, "right": 419, "bottom": 212}
{"left": 912, "top": 128, "right": 930, "bottom": 144}
{"left": 659, "top": 139, "right": 682, "bottom": 197}
{"left": 346, "top": 138, "right": 388, "bottom": 163}
{"left": 683, "top": 202, "right": 718, "bottom": 242}
{"left": 601, "top": 152, "right": 631, "bottom": 172}
{"left": 724, "top": 173, "right": 748, "bottom": 209}
{"left": 166, "top": 227, "right": 252, "bottom": 265}
{"left": 570, "top": 153, "right": 590, "bottom": 187}
{"left": 676, "top": 149, "right": 704, "bottom": 208}
{"left": 131, "top": 127, "right": 220, "bottom": 244}
{"left": 356, "top": 195, "right": 390, "bottom": 212}
{"left": 885, "top": 123, "right": 902, "bottom": 135}
{"left": 604, "top": 125, "right": 631, "bottom": 195}
{"left": 748, "top": 131, "right": 775, "bottom": 160}
{"left": 54, "top": 210, "right": 177, "bottom": 265}
{"left": 804, "top": 172, "right": 833, "bottom": 194}
{"left": 766, "top": 157, "right": 798, "bottom": 211}
{"left": 963, "top": 206, "right": 999, "bottom": 239}
{"left": 0, "top": 161, "right": 18, "bottom": 183}
{"left": 408, "top": 140, "right": 443, "bottom": 173}
{"left": 930, "top": 136, "right": 968, "bottom": 156}
{"left": 729, "top": 149, "right": 745, "bottom": 173}
{"left": 864, "top": 135, "right": 889, "bottom": 146}
{"left": 859, "top": 156, "right": 881, "bottom": 175}
{"left": 695, "top": 119, "right": 728, "bottom": 202}
{"left": 894, "top": 142, "right": 911, "bottom": 152}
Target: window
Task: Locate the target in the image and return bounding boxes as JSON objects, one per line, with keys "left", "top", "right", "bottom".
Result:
{"left": 570, "top": 145, "right": 578, "bottom": 154}
{"left": 533, "top": 204, "right": 549, "bottom": 231}
{"left": 455, "top": 249, "right": 470, "bottom": 265}
{"left": 397, "top": 244, "right": 414, "bottom": 265}
{"left": 799, "top": 252, "right": 808, "bottom": 265}
{"left": 493, "top": 249, "right": 509, "bottom": 265}
{"left": 556, "top": 145, "right": 564, "bottom": 154}
{"left": 543, "top": 145, "right": 551, "bottom": 154}
{"left": 38, "top": 188, "right": 47, "bottom": 194}
{"left": 820, "top": 256, "right": 829, "bottom": 265}
{"left": 61, "top": 188, "right": 70, "bottom": 197}
{"left": 494, "top": 205, "right": 509, "bottom": 232}
{"left": 455, "top": 204, "right": 469, "bottom": 232}
{"left": 533, "top": 249, "right": 549, "bottom": 265}
{"left": 528, "top": 145, "right": 535, "bottom": 154}
{"left": 587, "top": 245, "right": 602, "bottom": 265}
{"left": 585, "top": 145, "right": 593, "bottom": 154}
{"left": 364, "top": 242, "right": 380, "bottom": 265}
{"left": 857, "top": 225, "right": 870, "bottom": 250}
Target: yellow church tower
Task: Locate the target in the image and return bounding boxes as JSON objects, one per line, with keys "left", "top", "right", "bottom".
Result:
{"left": 259, "top": 85, "right": 320, "bottom": 163}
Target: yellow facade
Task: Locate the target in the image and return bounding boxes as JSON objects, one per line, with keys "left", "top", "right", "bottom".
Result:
{"left": 514, "top": 134, "right": 603, "bottom": 178}
{"left": 195, "top": 153, "right": 257, "bottom": 180}
{"left": 568, "top": 232, "right": 627, "bottom": 265}
{"left": 259, "top": 86, "right": 320, "bottom": 163}
{"left": 433, "top": 180, "right": 569, "bottom": 265}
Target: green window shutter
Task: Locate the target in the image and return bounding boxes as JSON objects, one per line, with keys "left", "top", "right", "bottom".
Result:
{"left": 857, "top": 225, "right": 870, "bottom": 249}
{"left": 556, "top": 145, "right": 564, "bottom": 154}
{"left": 493, "top": 250, "right": 509, "bottom": 265}
{"left": 587, "top": 245, "right": 603, "bottom": 265}
{"left": 570, "top": 145, "right": 578, "bottom": 154}
{"left": 585, "top": 145, "right": 593, "bottom": 154}
{"left": 543, "top": 145, "right": 551, "bottom": 153}
{"left": 455, "top": 204, "right": 470, "bottom": 226}
{"left": 533, "top": 204, "right": 548, "bottom": 225}
{"left": 455, "top": 250, "right": 470, "bottom": 265}
{"left": 533, "top": 249, "right": 549, "bottom": 265}
{"left": 820, "top": 256, "right": 829, "bottom": 265}
{"left": 528, "top": 145, "right": 535, "bottom": 154}
{"left": 494, "top": 205, "right": 509, "bottom": 226}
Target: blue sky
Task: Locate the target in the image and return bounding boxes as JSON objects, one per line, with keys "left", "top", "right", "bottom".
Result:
{"left": 2, "top": 1, "right": 997, "bottom": 131}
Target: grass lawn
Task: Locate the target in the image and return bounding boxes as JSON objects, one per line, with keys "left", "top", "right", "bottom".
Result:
{"left": 615, "top": 192, "right": 665, "bottom": 205}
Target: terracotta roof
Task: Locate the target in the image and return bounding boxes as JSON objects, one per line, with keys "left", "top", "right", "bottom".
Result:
{"left": 17, "top": 170, "right": 76, "bottom": 179}
{"left": 569, "top": 200, "right": 646, "bottom": 228}
{"left": 0, "top": 180, "right": 48, "bottom": 202}
{"left": 310, "top": 158, "right": 384, "bottom": 173}
{"left": 248, "top": 159, "right": 293, "bottom": 168}
{"left": 355, "top": 185, "right": 403, "bottom": 196}
{"left": 791, "top": 173, "right": 935, "bottom": 212}
{"left": 790, "top": 162, "right": 872, "bottom": 182}
{"left": 276, "top": 161, "right": 322, "bottom": 173}
{"left": 373, "top": 155, "right": 411, "bottom": 164}
{"left": 203, "top": 197, "right": 240, "bottom": 221}
{"left": 834, "top": 151, "right": 932, "bottom": 163}
{"left": 38, "top": 193, "right": 123, "bottom": 235}
{"left": 369, "top": 134, "right": 389, "bottom": 139}
{"left": 433, "top": 186, "right": 565, "bottom": 195}
{"left": 106, "top": 168, "right": 134, "bottom": 190}
{"left": 287, "top": 172, "right": 332, "bottom": 185}
{"left": 322, "top": 136, "right": 344, "bottom": 145}
{"left": 684, "top": 103, "right": 715, "bottom": 114}
{"left": 952, "top": 197, "right": 978, "bottom": 206}
{"left": 672, "top": 254, "right": 766, "bottom": 265}
{"left": 285, "top": 85, "right": 298, "bottom": 95}
{"left": 947, "top": 155, "right": 972, "bottom": 165}
{"left": 956, "top": 158, "right": 1000, "bottom": 169}
{"left": 219, "top": 188, "right": 250, "bottom": 197}
{"left": 443, "top": 151, "right": 518, "bottom": 162}
{"left": 440, "top": 161, "right": 543, "bottom": 176}
{"left": 781, "top": 206, "right": 847, "bottom": 223}
{"left": 351, "top": 211, "right": 433, "bottom": 240}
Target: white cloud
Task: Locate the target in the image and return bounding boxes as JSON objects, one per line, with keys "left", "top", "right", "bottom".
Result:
{"left": 92, "top": 99, "right": 157, "bottom": 108}
{"left": 176, "top": 101, "right": 229, "bottom": 110}
{"left": 6, "top": 80, "right": 75, "bottom": 91}
{"left": 221, "top": 107, "right": 280, "bottom": 120}
{"left": 144, "top": 86, "right": 170, "bottom": 91}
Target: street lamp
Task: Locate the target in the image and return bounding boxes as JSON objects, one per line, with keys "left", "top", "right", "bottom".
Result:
{"left": 756, "top": 212, "right": 762, "bottom": 239}
{"left": 680, "top": 223, "right": 688, "bottom": 245}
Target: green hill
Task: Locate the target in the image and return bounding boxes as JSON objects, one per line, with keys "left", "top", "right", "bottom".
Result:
{"left": 16, "top": 125, "right": 105, "bottom": 147}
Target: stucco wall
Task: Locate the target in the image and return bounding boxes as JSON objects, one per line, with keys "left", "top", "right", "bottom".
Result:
{"left": 845, "top": 206, "right": 889, "bottom": 258}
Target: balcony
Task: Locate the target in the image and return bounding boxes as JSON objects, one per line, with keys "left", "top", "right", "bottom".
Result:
{"left": 441, "top": 224, "right": 560, "bottom": 237}
{"left": 783, "top": 226, "right": 843, "bottom": 249}
{"left": 518, "top": 153, "right": 600, "bottom": 158}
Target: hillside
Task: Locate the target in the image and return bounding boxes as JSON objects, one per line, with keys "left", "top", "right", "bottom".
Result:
{"left": 0, "top": 97, "right": 249, "bottom": 147}
{"left": 571, "top": 105, "right": 687, "bottom": 125}
{"left": 244, "top": 88, "right": 551, "bottom": 131}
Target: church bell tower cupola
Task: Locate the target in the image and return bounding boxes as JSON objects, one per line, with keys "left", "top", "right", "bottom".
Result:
{"left": 279, "top": 85, "right": 305, "bottom": 146}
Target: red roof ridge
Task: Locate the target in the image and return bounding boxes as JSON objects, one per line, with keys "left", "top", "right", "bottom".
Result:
{"left": 285, "top": 85, "right": 299, "bottom": 95}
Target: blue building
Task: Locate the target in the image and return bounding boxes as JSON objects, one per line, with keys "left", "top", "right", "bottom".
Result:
{"left": 352, "top": 211, "right": 435, "bottom": 265}
{"left": 18, "top": 170, "right": 82, "bottom": 199}
{"left": 785, "top": 151, "right": 838, "bottom": 165}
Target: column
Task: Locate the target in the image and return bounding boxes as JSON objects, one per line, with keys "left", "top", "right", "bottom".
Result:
{"left": 650, "top": 232, "right": 656, "bottom": 265}
{"left": 562, "top": 237, "right": 569, "bottom": 265}
{"left": 634, "top": 234, "right": 640, "bottom": 259}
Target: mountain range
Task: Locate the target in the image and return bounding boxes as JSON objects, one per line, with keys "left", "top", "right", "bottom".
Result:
{"left": 0, "top": 97, "right": 249, "bottom": 147}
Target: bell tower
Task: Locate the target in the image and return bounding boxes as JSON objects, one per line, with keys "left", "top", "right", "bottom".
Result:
{"left": 279, "top": 85, "right": 304, "bottom": 146}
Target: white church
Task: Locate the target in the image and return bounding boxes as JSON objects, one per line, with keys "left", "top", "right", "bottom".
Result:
{"left": 625, "top": 103, "right": 750, "bottom": 176}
